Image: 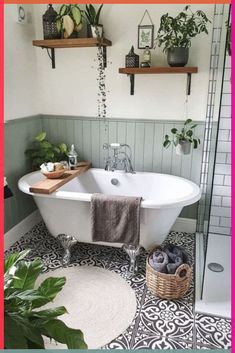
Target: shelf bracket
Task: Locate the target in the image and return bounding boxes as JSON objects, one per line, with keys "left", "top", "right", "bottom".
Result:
{"left": 46, "top": 48, "right": 56, "bottom": 69}
{"left": 187, "top": 73, "right": 192, "bottom": 95}
{"left": 129, "top": 74, "right": 135, "bottom": 95}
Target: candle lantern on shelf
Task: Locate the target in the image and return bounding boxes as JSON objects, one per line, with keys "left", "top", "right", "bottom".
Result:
{"left": 42, "top": 4, "right": 60, "bottom": 40}
{"left": 125, "top": 46, "right": 139, "bottom": 68}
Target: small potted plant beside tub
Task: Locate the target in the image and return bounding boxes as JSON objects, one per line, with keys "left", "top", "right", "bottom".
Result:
{"left": 155, "top": 5, "right": 211, "bottom": 67}
{"left": 84, "top": 4, "right": 104, "bottom": 38}
{"left": 163, "top": 118, "right": 200, "bottom": 155}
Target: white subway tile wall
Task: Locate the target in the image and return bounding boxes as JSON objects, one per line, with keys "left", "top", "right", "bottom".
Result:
{"left": 209, "top": 51, "right": 231, "bottom": 236}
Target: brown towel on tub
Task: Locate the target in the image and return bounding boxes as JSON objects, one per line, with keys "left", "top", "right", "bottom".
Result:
{"left": 91, "top": 193, "right": 142, "bottom": 245}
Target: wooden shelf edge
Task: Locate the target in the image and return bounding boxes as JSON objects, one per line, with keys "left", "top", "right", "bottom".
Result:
{"left": 33, "top": 37, "right": 112, "bottom": 49}
{"left": 119, "top": 67, "right": 198, "bottom": 74}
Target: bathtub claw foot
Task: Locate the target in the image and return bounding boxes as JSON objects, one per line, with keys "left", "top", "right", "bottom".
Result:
{"left": 57, "top": 234, "right": 77, "bottom": 266}
{"left": 123, "top": 244, "right": 141, "bottom": 277}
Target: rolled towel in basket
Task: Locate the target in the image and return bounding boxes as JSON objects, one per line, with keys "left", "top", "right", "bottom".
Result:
{"left": 163, "top": 244, "right": 188, "bottom": 263}
{"left": 149, "top": 250, "right": 169, "bottom": 273}
{"left": 166, "top": 256, "right": 183, "bottom": 274}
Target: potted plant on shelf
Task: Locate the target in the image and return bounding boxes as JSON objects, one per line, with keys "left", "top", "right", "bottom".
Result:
{"left": 84, "top": 4, "right": 104, "bottom": 38}
{"left": 155, "top": 5, "right": 211, "bottom": 67}
{"left": 56, "top": 4, "right": 83, "bottom": 39}
{"left": 163, "top": 118, "right": 200, "bottom": 155}
{"left": 4, "top": 250, "right": 87, "bottom": 349}
{"left": 25, "top": 131, "right": 68, "bottom": 169}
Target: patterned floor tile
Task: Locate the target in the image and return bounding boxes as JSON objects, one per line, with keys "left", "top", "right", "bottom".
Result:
{"left": 132, "top": 332, "right": 194, "bottom": 349}
{"left": 136, "top": 293, "right": 194, "bottom": 342}
{"left": 195, "top": 314, "right": 231, "bottom": 349}
{"left": 5, "top": 222, "right": 231, "bottom": 350}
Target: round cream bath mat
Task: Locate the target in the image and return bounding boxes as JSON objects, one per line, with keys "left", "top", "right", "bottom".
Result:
{"left": 37, "top": 266, "right": 137, "bottom": 349}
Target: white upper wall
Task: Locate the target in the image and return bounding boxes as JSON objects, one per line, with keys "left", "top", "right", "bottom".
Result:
{"left": 4, "top": 5, "right": 39, "bottom": 121}
{"left": 5, "top": 4, "right": 214, "bottom": 121}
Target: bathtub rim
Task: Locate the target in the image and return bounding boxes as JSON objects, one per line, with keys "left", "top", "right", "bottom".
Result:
{"left": 18, "top": 168, "right": 201, "bottom": 209}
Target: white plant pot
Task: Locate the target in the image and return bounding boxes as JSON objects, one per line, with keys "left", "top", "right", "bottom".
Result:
{"left": 176, "top": 141, "right": 191, "bottom": 155}
{"left": 91, "top": 25, "right": 103, "bottom": 38}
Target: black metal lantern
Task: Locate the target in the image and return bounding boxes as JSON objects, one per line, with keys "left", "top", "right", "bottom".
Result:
{"left": 125, "top": 46, "right": 139, "bottom": 68}
{"left": 43, "top": 4, "right": 60, "bottom": 40}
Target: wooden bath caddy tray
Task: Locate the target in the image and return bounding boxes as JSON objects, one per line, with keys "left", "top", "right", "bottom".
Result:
{"left": 29, "top": 161, "right": 91, "bottom": 195}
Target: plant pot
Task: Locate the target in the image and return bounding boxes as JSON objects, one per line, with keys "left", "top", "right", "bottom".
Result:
{"left": 176, "top": 141, "right": 191, "bottom": 155}
{"left": 167, "top": 47, "right": 189, "bottom": 67}
{"left": 87, "top": 24, "right": 103, "bottom": 38}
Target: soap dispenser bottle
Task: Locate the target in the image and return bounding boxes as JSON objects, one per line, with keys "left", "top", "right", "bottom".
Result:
{"left": 68, "top": 144, "right": 78, "bottom": 169}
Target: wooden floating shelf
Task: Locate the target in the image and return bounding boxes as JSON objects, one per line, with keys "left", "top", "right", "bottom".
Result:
{"left": 118, "top": 67, "right": 198, "bottom": 95}
{"left": 33, "top": 37, "right": 112, "bottom": 49}
{"left": 32, "top": 38, "right": 112, "bottom": 69}
{"left": 119, "top": 67, "right": 198, "bottom": 74}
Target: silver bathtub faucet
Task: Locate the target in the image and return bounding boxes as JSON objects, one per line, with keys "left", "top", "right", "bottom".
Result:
{"left": 103, "top": 143, "right": 135, "bottom": 173}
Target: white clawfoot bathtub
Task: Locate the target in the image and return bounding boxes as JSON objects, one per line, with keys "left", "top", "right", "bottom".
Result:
{"left": 18, "top": 168, "right": 201, "bottom": 250}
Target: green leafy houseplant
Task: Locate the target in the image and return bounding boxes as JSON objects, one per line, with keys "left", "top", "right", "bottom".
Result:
{"left": 163, "top": 118, "right": 200, "bottom": 155}
{"left": 25, "top": 131, "right": 68, "bottom": 169}
{"left": 4, "top": 250, "right": 87, "bottom": 349}
{"left": 56, "top": 4, "right": 83, "bottom": 38}
{"left": 84, "top": 4, "right": 104, "bottom": 38}
{"left": 155, "top": 6, "right": 211, "bottom": 66}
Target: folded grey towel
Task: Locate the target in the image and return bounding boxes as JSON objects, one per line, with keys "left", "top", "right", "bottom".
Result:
{"left": 91, "top": 193, "right": 141, "bottom": 245}
{"left": 149, "top": 250, "right": 169, "bottom": 273}
{"left": 167, "top": 256, "right": 183, "bottom": 274}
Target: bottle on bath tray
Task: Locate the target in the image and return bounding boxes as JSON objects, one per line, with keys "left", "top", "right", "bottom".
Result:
{"left": 68, "top": 144, "right": 78, "bottom": 170}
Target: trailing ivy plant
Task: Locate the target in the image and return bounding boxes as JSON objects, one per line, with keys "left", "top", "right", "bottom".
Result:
{"left": 25, "top": 131, "right": 68, "bottom": 169}
{"left": 155, "top": 5, "right": 211, "bottom": 52}
{"left": 4, "top": 250, "right": 87, "bottom": 349}
{"left": 163, "top": 118, "right": 201, "bottom": 149}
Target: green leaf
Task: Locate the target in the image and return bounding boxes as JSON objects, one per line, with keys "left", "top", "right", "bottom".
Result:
{"left": 53, "top": 146, "right": 61, "bottom": 154}
{"left": 9, "top": 312, "right": 45, "bottom": 348}
{"left": 4, "top": 250, "right": 31, "bottom": 273}
{"left": 43, "top": 319, "right": 88, "bottom": 349}
{"left": 95, "top": 4, "right": 103, "bottom": 25}
{"left": 193, "top": 139, "right": 198, "bottom": 149}
{"left": 190, "top": 124, "right": 198, "bottom": 129}
{"left": 56, "top": 19, "right": 62, "bottom": 33}
{"left": 35, "top": 131, "right": 46, "bottom": 142}
{"left": 59, "top": 143, "right": 67, "bottom": 154}
{"left": 32, "top": 277, "right": 66, "bottom": 309}
{"left": 31, "top": 306, "right": 68, "bottom": 320}
{"left": 171, "top": 128, "right": 178, "bottom": 134}
{"left": 59, "top": 4, "right": 68, "bottom": 16}
{"left": 40, "top": 141, "right": 52, "bottom": 149}
{"left": 4, "top": 314, "right": 28, "bottom": 349}
{"left": 71, "top": 6, "right": 81, "bottom": 25}
{"left": 163, "top": 140, "right": 171, "bottom": 148}
{"left": 184, "top": 118, "right": 192, "bottom": 125}
{"left": 12, "top": 258, "right": 42, "bottom": 290}
{"left": 186, "top": 130, "right": 193, "bottom": 137}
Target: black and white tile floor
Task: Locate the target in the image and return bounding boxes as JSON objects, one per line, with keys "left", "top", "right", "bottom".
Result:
{"left": 5, "top": 221, "right": 231, "bottom": 350}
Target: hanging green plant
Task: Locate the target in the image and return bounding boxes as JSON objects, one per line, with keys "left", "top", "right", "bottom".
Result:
{"left": 163, "top": 118, "right": 201, "bottom": 155}
{"left": 4, "top": 250, "right": 87, "bottom": 349}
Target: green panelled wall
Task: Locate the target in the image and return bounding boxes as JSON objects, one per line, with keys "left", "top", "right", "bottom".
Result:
{"left": 42, "top": 115, "right": 205, "bottom": 219}
{"left": 4, "top": 115, "right": 205, "bottom": 233}
{"left": 4, "top": 116, "right": 42, "bottom": 232}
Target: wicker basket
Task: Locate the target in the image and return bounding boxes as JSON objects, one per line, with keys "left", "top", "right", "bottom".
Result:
{"left": 146, "top": 246, "right": 192, "bottom": 299}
